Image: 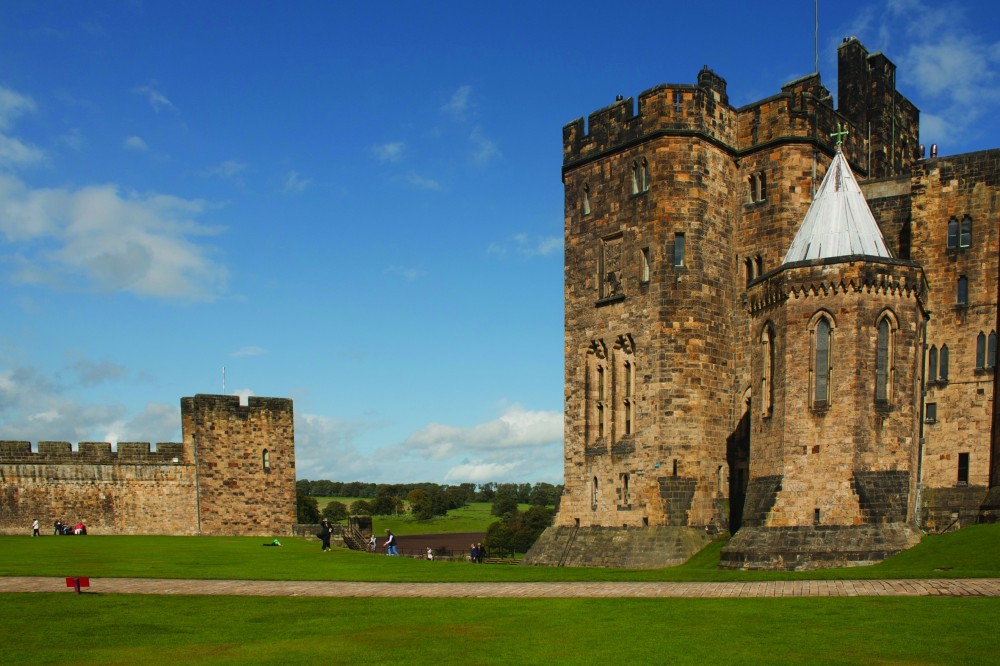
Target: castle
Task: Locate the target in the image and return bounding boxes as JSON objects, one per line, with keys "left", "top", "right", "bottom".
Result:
{"left": 524, "top": 38, "right": 999, "bottom": 569}
{"left": 0, "top": 394, "right": 296, "bottom": 536}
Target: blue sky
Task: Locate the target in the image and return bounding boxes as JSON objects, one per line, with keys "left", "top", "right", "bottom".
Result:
{"left": 1, "top": 1, "right": 997, "bottom": 485}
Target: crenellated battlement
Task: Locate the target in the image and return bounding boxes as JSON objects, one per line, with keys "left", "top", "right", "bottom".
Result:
{"left": 563, "top": 70, "right": 736, "bottom": 168}
{"left": 0, "top": 440, "right": 188, "bottom": 464}
{"left": 564, "top": 55, "right": 916, "bottom": 179}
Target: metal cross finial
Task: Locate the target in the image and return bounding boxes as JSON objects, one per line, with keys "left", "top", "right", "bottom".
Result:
{"left": 830, "top": 123, "right": 849, "bottom": 147}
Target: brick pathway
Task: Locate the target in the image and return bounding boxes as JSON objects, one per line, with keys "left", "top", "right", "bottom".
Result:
{"left": 1, "top": 577, "right": 998, "bottom": 598}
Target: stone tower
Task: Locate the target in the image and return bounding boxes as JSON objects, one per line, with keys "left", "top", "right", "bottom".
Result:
{"left": 526, "top": 36, "right": 1000, "bottom": 569}
{"left": 183, "top": 394, "right": 296, "bottom": 536}
{"left": 720, "top": 149, "right": 925, "bottom": 569}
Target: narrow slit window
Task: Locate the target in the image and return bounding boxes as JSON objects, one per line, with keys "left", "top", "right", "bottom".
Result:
{"left": 761, "top": 326, "right": 774, "bottom": 417}
{"left": 592, "top": 477, "right": 599, "bottom": 508}
{"left": 640, "top": 159, "right": 649, "bottom": 193}
{"left": 262, "top": 449, "right": 271, "bottom": 473}
{"left": 957, "top": 452, "right": 970, "bottom": 486}
{"left": 622, "top": 474, "right": 630, "bottom": 505}
{"left": 640, "top": 248, "right": 650, "bottom": 283}
{"left": 927, "top": 346, "right": 938, "bottom": 384}
{"left": 957, "top": 276, "right": 968, "bottom": 305}
{"left": 631, "top": 161, "right": 639, "bottom": 195}
{"left": 989, "top": 331, "right": 997, "bottom": 369}
{"left": 875, "top": 317, "right": 891, "bottom": 402}
{"left": 947, "top": 217, "right": 959, "bottom": 249}
{"left": 939, "top": 345, "right": 949, "bottom": 381}
{"left": 582, "top": 184, "right": 591, "bottom": 216}
{"left": 977, "top": 332, "right": 987, "bottom": 369}
{"left": 960, "top": 215, "right": 972, "bottom": 248}
{"left": 673, "top": 233, "right": 685, "bottom": 267}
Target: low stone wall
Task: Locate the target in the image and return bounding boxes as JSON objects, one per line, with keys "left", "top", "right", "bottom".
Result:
{"left": 719, "top": 523, "right": 922, "bottom": 570}
{"left": 522, "top": 525, "right": 712, "bottom": 569}
{"left": 919, "top": 486, "right": 990, "bottom": 533}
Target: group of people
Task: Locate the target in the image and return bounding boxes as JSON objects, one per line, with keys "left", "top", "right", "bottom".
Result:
{"left": 50, "top": 519, "right": 87, "bottom": 536}
{"left": 469, "top": 543, "right": 485, "bottom": 563}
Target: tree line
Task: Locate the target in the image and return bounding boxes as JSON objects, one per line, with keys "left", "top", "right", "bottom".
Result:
{"left": 297, "top": 480, "right": 562, "bottom": 505}
{"left": 296, "top": 480, "right": 563, "bottom": 532}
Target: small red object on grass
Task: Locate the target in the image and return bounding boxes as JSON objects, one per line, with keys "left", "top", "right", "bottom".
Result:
{"left": 65, "top": 577, "right": 90, "bottom": 593}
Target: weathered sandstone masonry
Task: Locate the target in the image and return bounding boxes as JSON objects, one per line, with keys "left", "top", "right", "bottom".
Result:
{"left": 0, "top": 394, "right": 296, "bottom": 536}
{"left": 526, "top": 37, "right": 998, "bottom": 570}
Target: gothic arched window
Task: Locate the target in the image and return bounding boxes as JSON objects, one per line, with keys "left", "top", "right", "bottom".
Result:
{"left": 810, "top": 313, "right": 834, "bottom": 408}
{"left": 927, "top": 345, "right": 938, "bottom": 384}
{"left": 939, "top": 345, "right": 949, "bottom": 381}
{"left": 947, "top": 217, "right": 959, "bottom": 249}
{"left": 875, "top": 314, "right": 895, "bottom": 403}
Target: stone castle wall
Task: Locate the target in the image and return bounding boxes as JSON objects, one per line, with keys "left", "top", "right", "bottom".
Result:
{"left": 0, "top": 441, "right": 198, "bottom": 535}
{"left": 0, "top": 394, "right": 296, "bottom": 536}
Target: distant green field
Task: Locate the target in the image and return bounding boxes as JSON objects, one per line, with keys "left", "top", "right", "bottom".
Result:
{"left": 315, "top": 499, "right": 531, "bottom": 535}
{"left": 1, "top": 524, "right": 998, "bottom": 582}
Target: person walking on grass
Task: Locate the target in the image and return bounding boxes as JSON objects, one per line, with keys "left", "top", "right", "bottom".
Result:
{"left": 319, "top": 518, "right": 333, "bottom": 552}
{"left": 32, "top": 518, "right": 39, "bottom": 537}
{"left": 385, "top": 529, "right": 398, "bottom": 556}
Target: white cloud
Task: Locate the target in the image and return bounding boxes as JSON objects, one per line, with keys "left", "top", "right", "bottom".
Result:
{"left": 372, "top": 141, "right": 405, "bottom": 163}
{"left": 232, "top": 387, "right": 255, "bottom": 405}
{"left": 0, "top": 86, "right": 37, "bottom": 130}
{"left": 231, "top": 346, "right": 266, "bottom": 358}
{"left": 442, "top": 85, "right": 472, "bottom": 119}
{"left": 205, "top": 159, "right": 248, "bottom": 184}
{"left": 282, "top": 169, "right": 311, "bottom": 193}
{"left": 404, "top": 172, "right": 443, "bottom": 191}
{"left": 123, "top": 135, "right": 148, "bottom": 151}
{"left": 489, "top": 233, "right": 562, "bottom": 258}
{"left": 0, "top": 174, "right": 228, "bottom": 300}
{"left": 469, "top": 127, "right": 500, "bottom": 165}
{"left": 0, "top": 364, "right": 179, "bottom": 444}
{"left": 0, "top": 86, "right": 45, "bottom": 167}
{"left": 398, "top": 405, "right": 563, "bottom": 457}
{"left": 384, "top": 265, "right": 425, "bottom": 281}
{"left": 293, "top": 412, "right": 390, "bottom": 481}
{"left": 0, "top": 134, "right": 46, "bottom": 167}
{"left": 133, "top": 82, "right": 176, "bottom": 112}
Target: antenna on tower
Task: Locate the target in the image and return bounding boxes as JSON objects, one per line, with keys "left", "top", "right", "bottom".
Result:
{"left": 222, "top": 366, "right": 226, "bottom": 395}
{"left": 814, "top": 0, "right": 819, "bottom": 74}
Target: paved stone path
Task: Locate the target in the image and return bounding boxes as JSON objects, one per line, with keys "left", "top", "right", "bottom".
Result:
{"left": 2, "top": 576, "right": 999, "bottom": 598}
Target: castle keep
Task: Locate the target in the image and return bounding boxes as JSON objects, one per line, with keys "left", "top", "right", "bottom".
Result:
{"left": 0, "top": 394, "right": 296, "bottom": 536}
{"left": 524, "top": 38, "right": 999, "bottom": 569}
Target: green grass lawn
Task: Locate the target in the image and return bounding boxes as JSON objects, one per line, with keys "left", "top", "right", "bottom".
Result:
{"left": 2, "top": 527, "right": 998, "bottom": 664}
{"left": 0, "top": 594, "right": 997, "bottom": 665}
{"left": 1, "top": 524, "right": 998, "bottom": 582}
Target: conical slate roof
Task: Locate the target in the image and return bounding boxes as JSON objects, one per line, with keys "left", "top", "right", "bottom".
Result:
{"left": 782, "top": 149, "right": 892, "bottom": 264}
